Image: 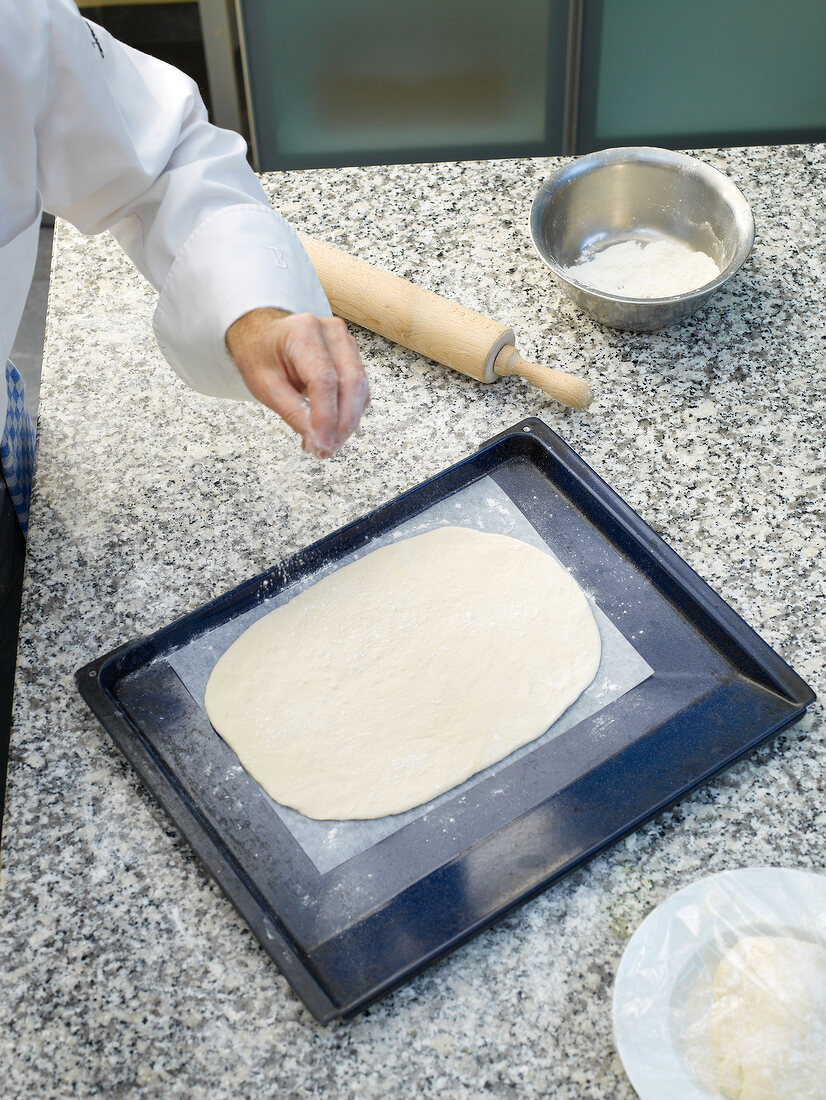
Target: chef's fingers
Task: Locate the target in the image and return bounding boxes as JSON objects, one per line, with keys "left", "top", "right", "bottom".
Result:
{"left": 283, "top": 315, "right": 370, "bottom": 453}
{"left": 226, "top": 309, "right": 369, "bottom": 457}
{"left": 259, "top": 366, "right": 319, "bottom": 443}
{"left": 317, "top": 316, "right": 371, "bottom": 450}
{"left": 267, "top": 313, "right": 339, "bottom": 454}
{"left": 226, "top": 309, "right": 313, "bottom": 441}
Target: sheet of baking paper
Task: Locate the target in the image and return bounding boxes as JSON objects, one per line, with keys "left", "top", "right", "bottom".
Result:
{"left": 168, "top": 475, "right": 653, "bottom": 874}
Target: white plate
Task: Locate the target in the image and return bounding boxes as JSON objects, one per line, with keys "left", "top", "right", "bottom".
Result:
{"left": 612, "top": 867, "right": 826, "bottom": 1100}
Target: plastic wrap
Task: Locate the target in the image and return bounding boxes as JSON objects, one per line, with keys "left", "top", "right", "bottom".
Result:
{"left": 612, "top": 867, "right": 826, "bottom": 1100}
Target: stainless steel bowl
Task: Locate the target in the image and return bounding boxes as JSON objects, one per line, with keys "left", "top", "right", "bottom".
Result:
{"left": 529, "top": 147, "right": 755, "bottom": 331}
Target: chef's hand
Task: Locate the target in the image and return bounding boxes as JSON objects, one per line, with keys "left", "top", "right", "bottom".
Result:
{"left": 226, "top": 307, "right": 370, "bottom": 459}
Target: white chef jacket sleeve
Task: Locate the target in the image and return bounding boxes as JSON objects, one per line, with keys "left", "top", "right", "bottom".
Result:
{"left": 26, "top": 0, "right": 332, "bottom": 400}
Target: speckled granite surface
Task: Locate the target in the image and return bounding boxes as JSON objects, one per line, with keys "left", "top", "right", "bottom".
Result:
{"left": 0, "top": 145, "right": 824, "bottom": 1098}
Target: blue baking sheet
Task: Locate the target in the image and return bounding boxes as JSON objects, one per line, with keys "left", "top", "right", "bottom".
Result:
{"left": 77, "top": 418, "right": 815, "bottom": 1024}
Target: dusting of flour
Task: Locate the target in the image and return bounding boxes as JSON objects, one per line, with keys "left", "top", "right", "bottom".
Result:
{"left": 569, "top": 238, "right": 720, "bottom": 298}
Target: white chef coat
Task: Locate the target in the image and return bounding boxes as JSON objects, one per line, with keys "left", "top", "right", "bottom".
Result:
{"left": 0, "top": 0, "right": 332, "bottom": 433}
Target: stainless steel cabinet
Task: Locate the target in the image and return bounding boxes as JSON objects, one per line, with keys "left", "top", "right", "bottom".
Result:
{"left": 577, "top": 0, "right": 826, "bottom": 152}
{"left": 235, "top": 0, "right": 570, "bottom": 169}
{"left": 219, "top": 0, "right": 826, "bottom": 169}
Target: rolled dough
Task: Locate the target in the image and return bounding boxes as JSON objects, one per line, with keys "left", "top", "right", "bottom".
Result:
{"left": 710, "top": 935, "right": 826, "bottom": 1100}
{"left": 204, "top": 526, "right": 601, "bottom": 820}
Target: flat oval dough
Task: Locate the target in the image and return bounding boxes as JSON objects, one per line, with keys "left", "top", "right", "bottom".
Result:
{"left": 204, "top": 526, "right": 601, "bottom": 820}
{"left": 711, "top": 935, "right": 826, "bottom": 1100}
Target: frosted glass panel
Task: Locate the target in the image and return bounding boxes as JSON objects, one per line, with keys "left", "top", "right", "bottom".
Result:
{"left": 239, "top": 0, "right": 568, "bottom": 168}
{"left": 578, "top": 0, "right": 826, "bottom": 150}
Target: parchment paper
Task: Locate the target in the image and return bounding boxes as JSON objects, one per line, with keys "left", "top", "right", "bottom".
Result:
{"left": 168, "top": 476, "right": 653, "bottom": 874}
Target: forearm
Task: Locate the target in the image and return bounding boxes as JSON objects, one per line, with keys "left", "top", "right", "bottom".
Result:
{"left": 28, "top": 0, "right": 331, "bottom": 397}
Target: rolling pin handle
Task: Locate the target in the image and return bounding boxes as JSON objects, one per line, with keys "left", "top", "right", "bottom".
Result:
{"left": 493, "top": 345, "right": 593, "bottom": 410}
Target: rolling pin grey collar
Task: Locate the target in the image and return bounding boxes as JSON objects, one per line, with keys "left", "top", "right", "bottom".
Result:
{"left": 483, "top": 329, "right": 515, "bottom": 383}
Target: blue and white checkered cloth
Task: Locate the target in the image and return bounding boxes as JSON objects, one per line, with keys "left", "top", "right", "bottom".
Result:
{"left": 1, "top": 361, "right": 35, "bottom": 536}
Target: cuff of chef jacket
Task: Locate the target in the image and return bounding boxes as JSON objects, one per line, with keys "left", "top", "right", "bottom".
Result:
{"left": 153, "top": 204, "right": 332, "bottom": 401}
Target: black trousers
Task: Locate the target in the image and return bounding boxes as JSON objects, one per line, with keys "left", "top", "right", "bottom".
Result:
{"left": 0, "top": 477, "right": 25, "bottom": 827}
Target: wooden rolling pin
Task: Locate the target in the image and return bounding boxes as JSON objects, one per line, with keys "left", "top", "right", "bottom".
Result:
{"left": 298, "top": 234, "right": 593, "bottom": 410}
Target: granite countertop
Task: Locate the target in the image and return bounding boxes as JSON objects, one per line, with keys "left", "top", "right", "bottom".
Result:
{"left": 0, "top": 145, "right": 824, "bottom": 1097}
